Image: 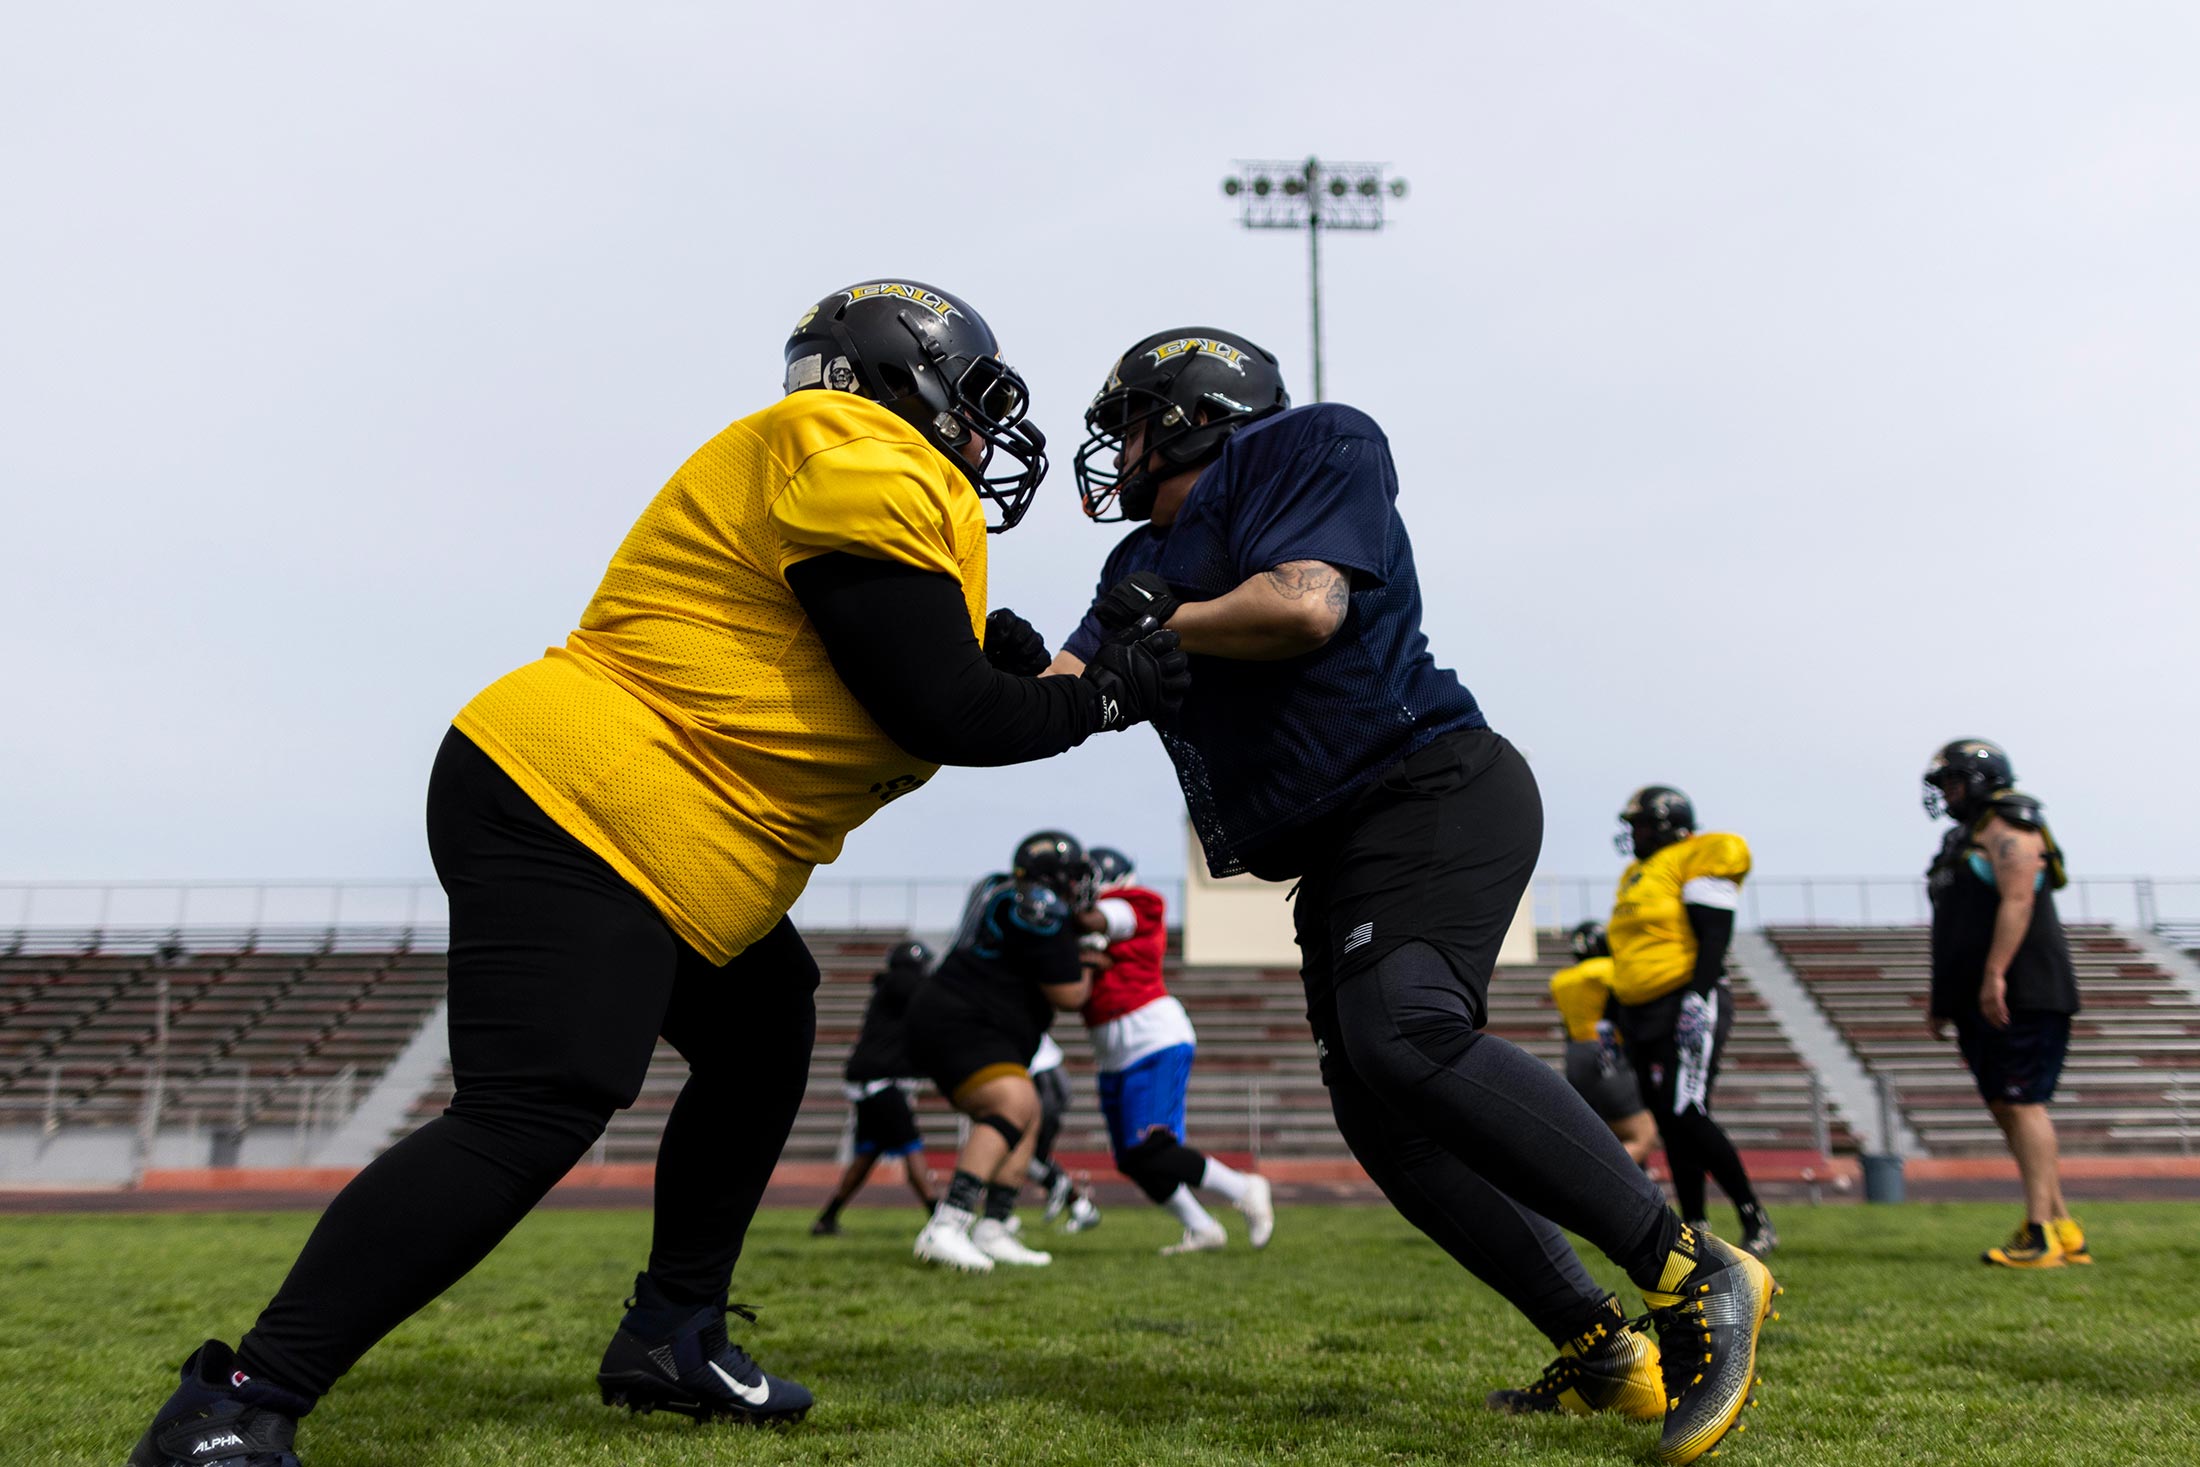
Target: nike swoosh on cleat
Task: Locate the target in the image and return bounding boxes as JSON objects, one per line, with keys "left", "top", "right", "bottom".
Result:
{"left": 708, "top": 1360, "right": 770, "bottom": 1406}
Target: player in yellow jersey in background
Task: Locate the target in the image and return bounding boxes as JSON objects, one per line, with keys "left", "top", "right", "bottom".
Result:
{"left": 1609, "top": 786, "right": 1777, "bottom": 1258}
{"left": 1548, "top": 921, "right": 1657, "bottom": 1165}
{"left": 124, "top": 281, "right": 1190, "bottom": 1467}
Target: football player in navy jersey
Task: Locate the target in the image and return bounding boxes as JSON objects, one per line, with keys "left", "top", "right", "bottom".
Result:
{"left": 1051, "top": 331, "right": 1775, "bottom": 1464}
{"left": 903, "top": 832, "right": 1093, "bottom": 1272}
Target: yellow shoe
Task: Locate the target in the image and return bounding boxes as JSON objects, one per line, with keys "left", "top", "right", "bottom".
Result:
{"left": 1642, "top": 1227, "right": 1774, "bottom": 1465}
{"left": 2053, "top": 1217, "right": 2092, "bottom": 1265}
{"left": 1485, "top": 1298, "right": 1663, "bottom": 1420}
{"left": 1982, "top": 1221, "right": 2065, "bottom": 1269}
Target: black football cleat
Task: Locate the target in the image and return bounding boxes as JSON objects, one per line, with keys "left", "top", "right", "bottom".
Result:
{"left": 1485, "top": 1297, "right": 1663, "bottom": 1419}
{"left": 126, "top": 1340, "right": 312, "bottom": 1467}
{"left": 1641, "top": 1227, "right": 1776, "bottom": 1465}
{"left": 596, "top": 1274, "right": 813, "bottom": 1426}
{"left": 1737, "top": 1202, "right": 1779, "bottom": 1260}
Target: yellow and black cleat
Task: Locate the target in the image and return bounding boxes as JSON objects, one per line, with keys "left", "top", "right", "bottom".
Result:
{"left": 1641, "top": 1227, "right": 1777, "bottom": 1465}
{"left": 1983, "top": 1221, "right": 2065, "bottom": 1269}
{"left": 1485, "top": 1297, "right": 1663, "bottom": 1420}
{"left": 2053, "top": 1217, "right": 2092, "bottom": 1265}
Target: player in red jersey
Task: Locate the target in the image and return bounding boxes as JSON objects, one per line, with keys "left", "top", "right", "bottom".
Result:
{"left": 1079, "top": 846, "right": 1275, "bottom": 1253}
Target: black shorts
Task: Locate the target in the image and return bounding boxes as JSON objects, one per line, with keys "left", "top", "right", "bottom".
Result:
{"left": 850, "top": 1083, "right": 924, "bottom": 1157}
{"left": 904, "top": 990, "right": 1039, "bottom": 1104}
{"left": 1294, "top": 729, "right": 1542, "bottom": 1079}
{"left": 1622, "top": 983, "right": 1735, "bottom": 1118}
{"left": 1956, "top": 1009, "right": 2071, "bottom": 1105}
{"left": 1564, "top": 1040, "right": 1645, "bottom": 1123}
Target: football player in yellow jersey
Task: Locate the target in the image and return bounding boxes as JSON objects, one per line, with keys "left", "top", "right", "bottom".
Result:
{"left": 1549, "top": 921, "right": 1657, "bottom": 1165}
{"left": 1609, "top": 786, "right": 1777, "bottom": 1258}
{"left": 123, "top": 281, "right": 1191, "bottom": 1467}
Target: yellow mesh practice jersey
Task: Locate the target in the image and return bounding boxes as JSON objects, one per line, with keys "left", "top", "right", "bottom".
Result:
{"left": 456, "top": 391, "right": 988, "bottom": 965}
{"left": 1548, "top": 956, "right": 1617, "bottom": 1042}
{"left": 1607, "top": 832, "right": 1752, "bottom": 1005}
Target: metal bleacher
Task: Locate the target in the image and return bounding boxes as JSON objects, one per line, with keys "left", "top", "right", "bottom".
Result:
{"left": 1765, "top": 924, "right": 2200, "bottom": 1155}
{"left": 0, "top": 936, "right": 447, "bottom": 1136}
{"left": 392, "top": 928, "right": 1858, "bottom": 1166}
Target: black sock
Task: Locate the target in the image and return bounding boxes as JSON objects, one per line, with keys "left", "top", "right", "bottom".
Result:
{"left": 944, "top": 1169, "right": 985, "bottom": 1214}
{"left": 816, "top": 1197, "right": 843, "bottom": 1223}
{"left": 983, "top": 1182, "right": 1018, "bottom": 1223}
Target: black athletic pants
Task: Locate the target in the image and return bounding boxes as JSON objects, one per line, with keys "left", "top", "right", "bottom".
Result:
{"left": 236, "top": 729, "right": 819, "bottom": 1399}
{"left": 1294, "top": 731, "right": 1680, "bottom": 1344}
{"left": 1624, "top": 985, "right": 1758, "bottom": 1223}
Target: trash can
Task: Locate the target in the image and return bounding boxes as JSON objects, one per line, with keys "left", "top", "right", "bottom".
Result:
{"left": 1860, "top": 1152, "right": 1905, "bottom": 1204}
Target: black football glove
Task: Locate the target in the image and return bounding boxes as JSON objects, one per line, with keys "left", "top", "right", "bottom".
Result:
{"left": 1081, "top": 624, "right": 1190, "bottom": 731}
{"left": 983, "top": 607, "right": 1051, "bottom": 676}
{"left": 1093, "top": 571, "right": 1181, "bottom": 635}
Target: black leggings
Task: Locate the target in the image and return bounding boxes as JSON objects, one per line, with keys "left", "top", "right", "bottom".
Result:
{"left": 1328, "top": 943, "right": 1676, "bottom": 1341}
{"left": 1293, "top": 734, "right": 1678, "bottom": 1343}
{"left": 1629, "top": 987, "right": 1758, "bottom": 1222}
{"left": 237, "top": 729, "right": 819, "bottom": 1399}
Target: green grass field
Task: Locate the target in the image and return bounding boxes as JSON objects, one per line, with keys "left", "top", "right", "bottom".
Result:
{"left": 4, "top": 1202, "right": 2197, "bottom": 1465}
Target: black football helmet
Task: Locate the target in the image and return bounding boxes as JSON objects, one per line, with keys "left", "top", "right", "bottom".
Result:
{"left": 1073, "top": 327, "right": 1289, "bottom": 521}
{"left": 1012, "top": 829, "right": 1091, "bottom": 906}
{"left": 885, "top": 939, "right": 933, "bottom": 973}
{"left": 1616, "top": 786, "right": 1695, "bottom": 860}
{"left": 1568, "top": 920, "right": 1611, "bottom": 962}
{"left": 784, "top": 280, "right": 1047, "bottom": 531}
{"left": 1088, "top": 846, "right": 1137, "bottom": 893}
{"left": 1923, "top": 739, "right": 2015, "bottom": 821}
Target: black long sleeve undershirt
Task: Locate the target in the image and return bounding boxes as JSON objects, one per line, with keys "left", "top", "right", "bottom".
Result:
{"left": 785, "top": 552, "right": 1103, "bottom": 767}
{"left": 1684, "top": 903, "right": 1735, "bottom": 994}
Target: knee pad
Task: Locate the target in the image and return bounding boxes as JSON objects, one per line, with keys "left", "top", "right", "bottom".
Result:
{"left": 1118, "top": 1130, "right": 1202, "bottom": 1203}
{"left": 976, "top": 1113, "right": 1026, "bottom": 1151}
{"left": 1338, "top": 942, "right": 1486, "bottom": 1098}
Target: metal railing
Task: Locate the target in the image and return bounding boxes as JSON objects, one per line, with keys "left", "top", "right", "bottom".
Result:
{"left": 1532, "top": 875, "right": 2200, "bottom": 933}
{"left": 0, "top": 876, "right": 1192, "bottom": 952}
{"left": 6, "top": 875, "right": 2199, "bottom": 953}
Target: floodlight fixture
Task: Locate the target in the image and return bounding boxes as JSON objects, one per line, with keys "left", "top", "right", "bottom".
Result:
{"left": 1219, "top": 156, "right": 1409, "bottom": 401}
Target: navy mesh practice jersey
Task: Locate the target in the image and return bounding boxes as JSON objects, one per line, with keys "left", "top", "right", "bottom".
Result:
{"left": 1064, "top": 403, "right": 1483, "bottom": 878}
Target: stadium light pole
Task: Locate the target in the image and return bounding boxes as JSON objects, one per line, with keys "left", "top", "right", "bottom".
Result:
{"left": 1221, "top": 157, "right": 1408, "bottom": 402}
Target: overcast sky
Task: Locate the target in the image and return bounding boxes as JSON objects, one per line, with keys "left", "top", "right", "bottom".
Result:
{"left": 5, "top": 2, "right": 2197, "bottom": 908}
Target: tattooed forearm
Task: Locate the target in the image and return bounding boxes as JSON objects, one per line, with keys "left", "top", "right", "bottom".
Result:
{"left": 1266, "top": 561, "right": 1347, "bottom": 607}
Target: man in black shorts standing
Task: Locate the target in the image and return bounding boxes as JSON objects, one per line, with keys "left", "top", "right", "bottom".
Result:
{"left": 1052, "top": 329, "right": 1774, "bottom": 1464}
{"left": 904, "top": 832, "right": 1092, "bottom": 1273}
{"left": 1924, "top": 739, "right": 2088, "bottom": 1268}
{"left": 813, "top": 941, "right": 937, "bottom": 1236}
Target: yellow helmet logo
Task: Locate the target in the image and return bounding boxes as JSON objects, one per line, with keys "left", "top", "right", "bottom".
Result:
{"left": 1145, "top": 336, "right": 1247, "bottom": 373}
{"left": 843, "top": 282, "right": 960, "bottom": 320}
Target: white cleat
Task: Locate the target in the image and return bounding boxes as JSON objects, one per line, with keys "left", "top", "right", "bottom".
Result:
{"left": 1239, "top": 1175, "right": 1275, "bottom": 1250}
{"left": 914, "top": 1208, "right": 995, "bottom": 1273}
{"left": 1160, "top": 1222, "right": 1229, "bottom": 1257}
{"left": 1064, "top": 1195, "right": 1103, "bottom": 1233}
{"left": 971, "top": 1217, "right": 1053, "bottom": 1266}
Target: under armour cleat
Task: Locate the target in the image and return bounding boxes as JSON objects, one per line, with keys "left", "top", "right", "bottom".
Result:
{"left": 1642, "top": 1227, "right": 1776, "bottom": 1465}
{"left": 1983, "top": 1221, "right": 2065, "bottom": 1269}
{"left": 1160, "top": 1222, "right": 1229, "bottom": 1256}
{"left": 596, "top": 1274, "right": 812, "bottom": 1426}
{"left": 914, "top": 1205, "right": 994, "bottom": 1273}
{"left": 126, "top": 1339, "right": 312, "bottom": 1467}
{"left": 1485, "top": 1298, "right": 1663, "bottom": 1420}
{"left": 1737, "top": 1203, "right": 1778, "bottom": 1260}
{"left": 1064, "top": 1194, "right": 1103, "bottom": 1232}
{"left": 2053, "top": 1217, "right": 2092, "bottom": 1264}
{"left": 1239, "top": 1174, "right": 1276, "bottom": 1249}
{"left": 971, "top": 1218, "right": 1052, "bottom": 1265}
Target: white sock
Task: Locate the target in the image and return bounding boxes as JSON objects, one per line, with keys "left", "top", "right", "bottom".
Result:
{"left": 1162, "top": 1185, "right": 1219, "bottom": 1234}
{"left": 1198, "top": 1156, "right": 1251, "bottom": 1204}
